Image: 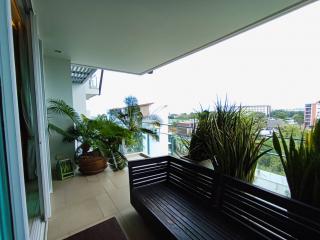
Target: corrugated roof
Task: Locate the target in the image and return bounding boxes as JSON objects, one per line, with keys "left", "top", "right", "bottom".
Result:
{"left": 71, "top": 64, "right": 96, "bottom": 84}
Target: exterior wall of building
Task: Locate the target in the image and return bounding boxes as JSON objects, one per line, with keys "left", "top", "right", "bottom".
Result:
{"left": 304, "top": 104, "right": 312, "bottom": 127}
{"left": 140, "top": 105, "right": 151, "bottom": 118}
{"left": 305, "top": 101, "right": 320, "bottom": 128}
{"left": 72, "top": 81, "right": 88, "bottom": 116}
{"left": 316, "top": 103, "right": 320, "bottom": 123}
{"left": 43, "top": 55, "right": 75, "bottom": 167}
{"left": 142, "top": 105, "right": 169, "bottom": 157}
{"left": 242, "top": 105, "right": 271, "bottom": 117}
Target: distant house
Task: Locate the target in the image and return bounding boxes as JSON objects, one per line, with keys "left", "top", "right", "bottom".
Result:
{"left": 109, "top": 102, "right": 154, "bottom": 118}
{"left": 176, "top": 121, "right": 195, "bottom": 136}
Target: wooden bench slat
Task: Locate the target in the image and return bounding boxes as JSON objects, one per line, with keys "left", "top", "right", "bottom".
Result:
{"left": 128, "top": 156, "right": 320, "bottom": 240}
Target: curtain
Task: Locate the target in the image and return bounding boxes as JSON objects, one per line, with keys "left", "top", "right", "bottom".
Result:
{"left": 18, "top": 25, "right": 37, "bottom": 180}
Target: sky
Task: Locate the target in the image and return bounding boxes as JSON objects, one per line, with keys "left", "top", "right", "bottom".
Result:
{"left": 87, "top": 1, "right": 320, "bottom": 116}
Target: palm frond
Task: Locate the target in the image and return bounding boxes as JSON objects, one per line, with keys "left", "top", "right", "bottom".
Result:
{"left": 48, "top": 99, "right": 81, "bottom": 124}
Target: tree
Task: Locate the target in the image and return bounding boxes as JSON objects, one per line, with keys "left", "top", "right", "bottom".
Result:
{"left": 293, "top": 113, "right": 304, "bottom": 125}
{"left": 247, "top": 112, "right": 267, "bottom": 128}
{"left": 271, "top": 110, "right": 289, "bottom": 120}
{"left": 108, "top": 96, "right": 161, "bottom": 158}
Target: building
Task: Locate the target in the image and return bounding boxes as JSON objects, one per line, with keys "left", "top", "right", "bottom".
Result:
{"left": 304, "top": 101, "right": 320, "bottom": 128}
{"left": 109, "top": 102, "right": 154, "bottom": 118}
{"left": 72, "top": 66, "right": 103, "bottom": 115}
{"left": 175, "top": 121, "right": 195, "bottom": 137}
{"left": 242, "top": 105, "right": 272, "bottom": 117}
{"left": 0, "top": 1, "right": 315, "bottom": 239}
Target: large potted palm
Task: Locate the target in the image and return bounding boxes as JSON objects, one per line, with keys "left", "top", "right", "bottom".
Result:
{"left": 48, "top": 99, "right": 132, "bottom": 175}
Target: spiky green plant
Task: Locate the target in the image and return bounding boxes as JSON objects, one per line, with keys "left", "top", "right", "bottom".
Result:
{"left": 199, "top": 100, "right": 271, "bottom": 183}
{"left": 187, "top": 110, "right": 211, "bottom": 161}
{"left": 273, "top": 120, "right": 320, "bottom": 207}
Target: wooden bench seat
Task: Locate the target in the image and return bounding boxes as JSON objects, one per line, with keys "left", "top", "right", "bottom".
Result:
{"left": 132, "top": 182, "right": 252, "bottom": 240}
{"left": 128, "top": 156, "right": 320, "bottom": 240}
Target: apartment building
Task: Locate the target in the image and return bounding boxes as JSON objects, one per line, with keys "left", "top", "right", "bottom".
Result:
{"left": 304, "top": 101, "right": 320, "bottom": 128}
{"left": 242, "top": 105, "right": 272, "bottom": 117}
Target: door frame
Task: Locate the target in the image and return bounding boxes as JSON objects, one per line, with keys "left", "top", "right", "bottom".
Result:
{"left": 29, "top": 14, "right": 52, "bottom": 220}
{"left": 0, "top": 0, "right": 30, "bottom": 239}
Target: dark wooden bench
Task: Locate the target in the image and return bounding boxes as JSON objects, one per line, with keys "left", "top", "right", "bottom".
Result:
{"left": 128, "top": 156, "right": 320, "bottom": 240}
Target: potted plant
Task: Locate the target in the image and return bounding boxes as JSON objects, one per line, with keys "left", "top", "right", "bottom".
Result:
{"left": 48, "top": 97, "right": 160, "bottom": 173}
{"left": 272, "top": 120, "right": 320, "bottom": 207}
{"left": 182, "top": 100, "right": 271, "bottom": 183}
{"left": 48, "top": 99, "right": 132, "bottom": 174}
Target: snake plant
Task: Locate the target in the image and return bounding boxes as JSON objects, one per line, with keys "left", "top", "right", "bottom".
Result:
{"left": 273, "top": 120, "right": 320, "bottom": 207}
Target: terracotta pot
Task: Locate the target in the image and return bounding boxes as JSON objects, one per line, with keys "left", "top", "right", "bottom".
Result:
{"left": 78, "top": 154, "right": 108, "bottom": 175}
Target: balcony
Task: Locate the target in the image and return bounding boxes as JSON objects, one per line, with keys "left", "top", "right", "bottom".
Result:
{"left": 48, "top": 155, "right": 154, "bottom": 240}
{"left": 47, "top": 116, "right": 320, "bottom": 239}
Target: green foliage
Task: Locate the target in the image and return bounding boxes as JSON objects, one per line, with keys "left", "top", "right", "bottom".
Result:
{"left": 247, "top": 112, "right": 267, "bottom": 129}
{"left": 188, "top": 101, "right": 271, "bottom": 183}
{"left": 170, "top": 134, "right": 190, "bottom": 157}
{"left": 271, "top": 110, "right": 289, "bottom": 120}
{"left": 108, "top": 96, "right": 160, "bottom": 148}
{"left": 257, "top": 125, "right": 304, "bottom": 176}
{"left": 271, "top": 109, "right": 304, "bottom": 124}
{"left": 48, "top": 99, "right": 131, "bottom": 171}
{"left": 293, "top": 113, "right": 304, "bottom": 125}
{"left": 48, "top": 96, "right": 160, "bottom": 171}
{"left": 188, "top": 110, "right": 211, "bottom": 161}
{"left": 272, "top": 120, "right": 320, "bottom": 207}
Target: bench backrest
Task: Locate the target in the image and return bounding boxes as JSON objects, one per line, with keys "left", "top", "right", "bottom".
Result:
{"left": 220, "top": 175, "right": 320, "bottom": 239}
{"left": 128, "top": 156, "right": 169, "bottom": 189}
{"left": 167, "top": 157, "right": 216, "bottom": 206}
{"left": 128, "top": 156, "right": 320, "bottom": 239}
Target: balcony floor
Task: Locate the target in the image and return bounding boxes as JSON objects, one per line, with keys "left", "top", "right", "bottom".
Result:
{"left": 48, "top": 161, "right": 155, "bottom": 240}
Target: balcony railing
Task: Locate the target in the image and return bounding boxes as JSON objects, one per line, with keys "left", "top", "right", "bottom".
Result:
{"left": 124, "top": 121, "right": 291, "bottom": 196}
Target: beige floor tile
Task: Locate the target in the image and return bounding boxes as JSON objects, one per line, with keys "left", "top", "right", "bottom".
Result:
{"left": 108, "top": 186, "right": 131, "bottom": 210}
{"left": 86, "top": 174, "right": 100, "bottom": 182}
{"left": 54, "top": 198, "right": 104, "bottom": 235}
{"left": 49, "top": 169, "right": 155, "bottom": 240}
{"left": 95, "top": 192, "right": 118, "bottom": 218}
{"left": 47, "top": 218, "right": 64, "bottom": 240}
{"left": 119, "top": 207, "right": 155, "bottom": 240}
{"left": 100, "top": 178, "right": 117, "bottom": 192}
{"left": 109, "top": 172, "right": 129, "bottom": 188}
{"left": 50, "top": 192, "right": 66, "bottom": 214}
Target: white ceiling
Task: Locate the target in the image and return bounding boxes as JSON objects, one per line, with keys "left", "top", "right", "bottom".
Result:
{"left": 33, "top": 0, "right": 314, "bottom": 74}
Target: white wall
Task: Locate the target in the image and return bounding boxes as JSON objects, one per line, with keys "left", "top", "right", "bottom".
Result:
{"left": 72, "top": 81, "right": 88, "bottom": 116}
{"left": 43, "top": 55, "right": 74, "bottom": 167}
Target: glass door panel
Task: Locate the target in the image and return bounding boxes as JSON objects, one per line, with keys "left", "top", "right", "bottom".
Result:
{"left": 0, "top": 82, "right": 14, "bottom": 240}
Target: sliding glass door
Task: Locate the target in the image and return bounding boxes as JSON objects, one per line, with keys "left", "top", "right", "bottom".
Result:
{"left": 0, "top": 83, "right": 13, "bottom": 240}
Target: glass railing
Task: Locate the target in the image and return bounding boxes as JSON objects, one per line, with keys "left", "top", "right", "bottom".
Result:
{"left": 125, "top": 121, "right": 290, "bottom": 196}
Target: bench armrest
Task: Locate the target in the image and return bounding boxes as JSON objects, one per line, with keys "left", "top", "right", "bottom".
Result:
{"left": 128, "top": 156, "right": 170, "bottom": 191}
